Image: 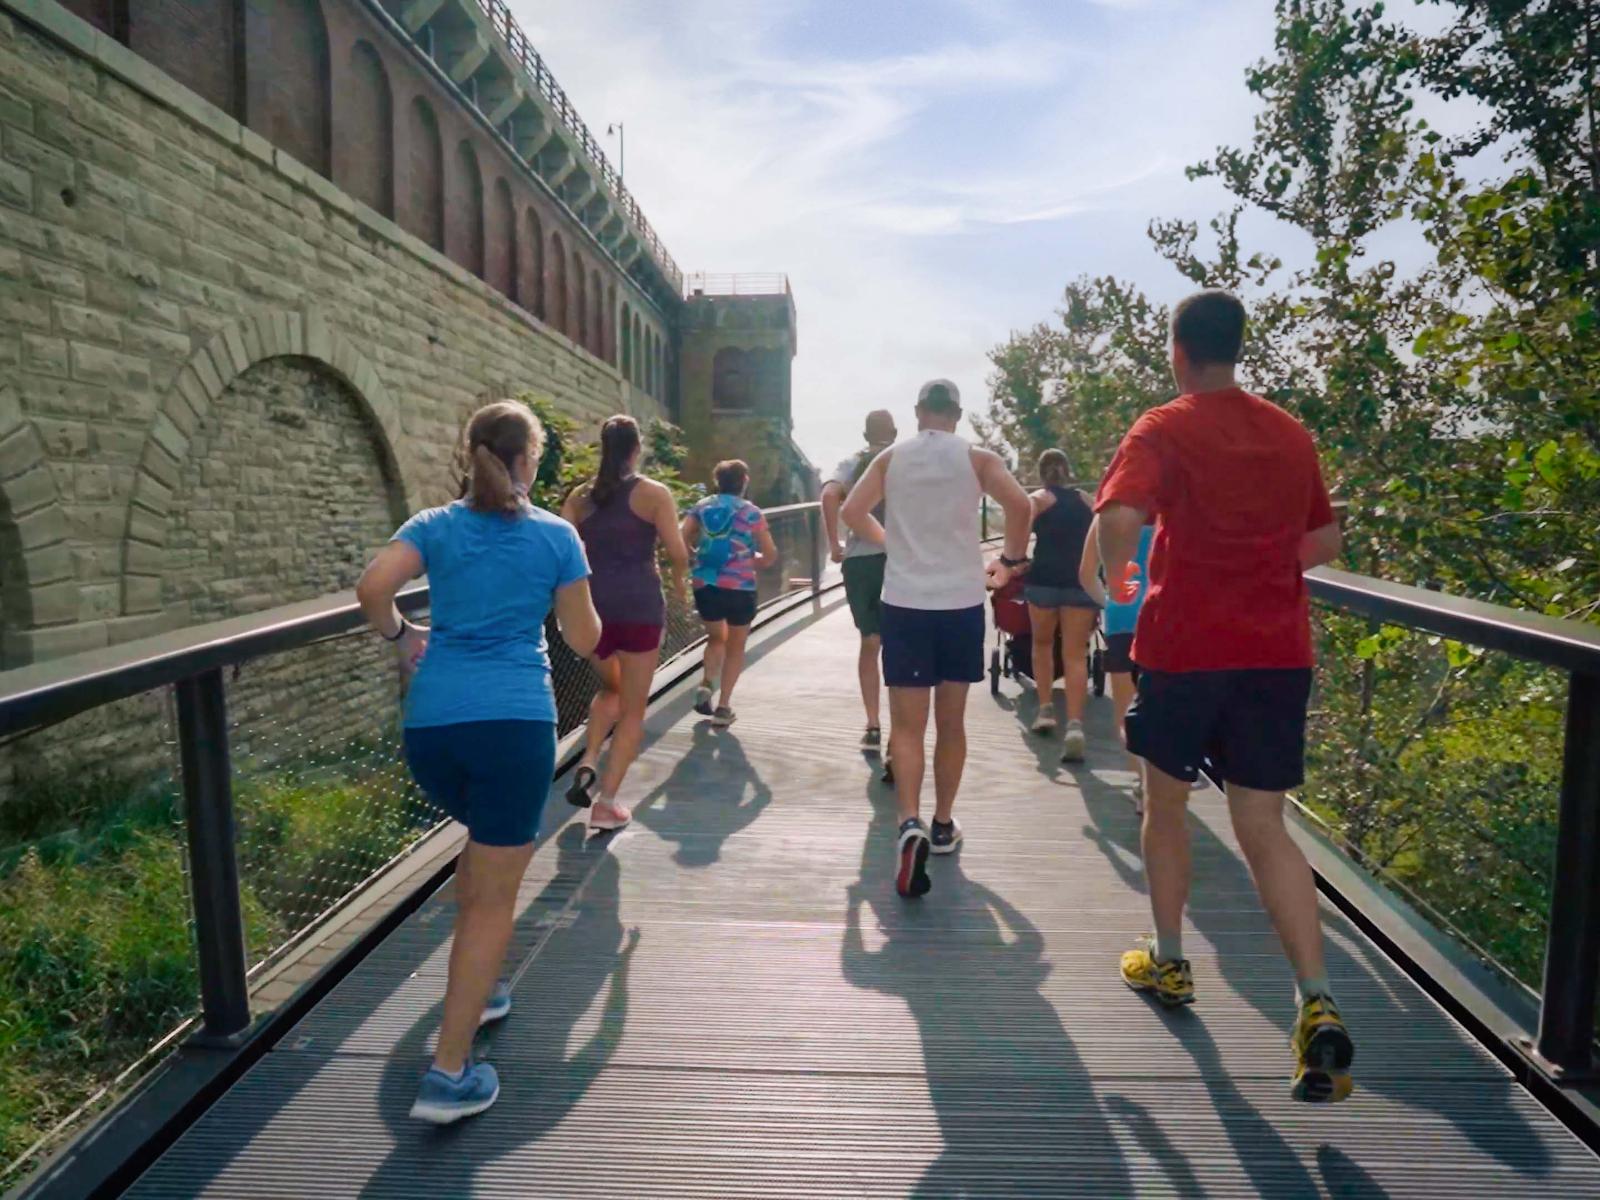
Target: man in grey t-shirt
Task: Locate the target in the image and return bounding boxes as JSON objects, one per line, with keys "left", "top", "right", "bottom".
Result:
{"left": 821, "top": 409, "right": 896, "bottom": 750}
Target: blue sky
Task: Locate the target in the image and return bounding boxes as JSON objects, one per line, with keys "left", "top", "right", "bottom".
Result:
{"left": 511, "top": 0, "right": 1312, "bottom": 470}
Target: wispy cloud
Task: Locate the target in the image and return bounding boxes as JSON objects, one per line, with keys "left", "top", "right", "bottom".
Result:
{"left": 511, "top": 0, "right": 1282, "bottom": 469}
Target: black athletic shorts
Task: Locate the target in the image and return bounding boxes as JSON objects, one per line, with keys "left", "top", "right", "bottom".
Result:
{"left": 880, "top": 602, "right": 984, "bottom": 687}
{"left": 1125, "top": 667, "right": 1312, "bottom": 792}
{"left": 694, "top": 585, "right": 757, "bottom": 628}
{"left": 1104, "top": 632, "right": 1136, "bottom": 674}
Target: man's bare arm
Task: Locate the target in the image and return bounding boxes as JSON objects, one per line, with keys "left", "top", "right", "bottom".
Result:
{"left": 1301, "top": 521, "right": 1342, "bottom": 569}
{"left": 972, "top": 449, "right": 1031, "bottom": 563}
{"left": 840, "top": 453, "right": 890, "bottom": 548}
{"left": 820, "top": 480, "right": 847, "bottom": 562}
{"left": 1097, "top": 502, "right": 1149, "bottom": 601}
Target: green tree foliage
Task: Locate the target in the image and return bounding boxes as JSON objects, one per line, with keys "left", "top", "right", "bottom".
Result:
{"left": 982, "top": 0, "right": 1598, "bottom": 987}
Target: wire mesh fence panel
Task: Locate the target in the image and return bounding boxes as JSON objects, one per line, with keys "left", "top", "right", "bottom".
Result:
{"left": 223, "top": 632, "right": 445, "bottom": 978}
{"left": 0, "top": 694, "right": 193, "bottom": 1184}
{"left": 1300, "top": 606, "right": 1568, "bottom": 996}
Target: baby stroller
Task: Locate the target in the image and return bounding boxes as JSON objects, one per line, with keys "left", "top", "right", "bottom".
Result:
{"left": 988, "top": 576, "right": 1105, "bottom": 698}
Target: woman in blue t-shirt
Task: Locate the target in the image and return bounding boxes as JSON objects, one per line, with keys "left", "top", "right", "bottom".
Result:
{"left": 357, "top": 400, "right": 600, "bottom": 1126}
{"left": 1082, "top": 516, "right": 1154, "bottom": 810}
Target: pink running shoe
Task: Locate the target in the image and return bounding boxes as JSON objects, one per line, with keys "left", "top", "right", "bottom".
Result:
{"left": 588, "top": 799, "right": 632, "bottom": 833}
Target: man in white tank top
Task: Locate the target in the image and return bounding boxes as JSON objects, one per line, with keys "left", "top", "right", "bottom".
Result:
{"left": 841, "top": 380, "right": 1033, "bottom": 897}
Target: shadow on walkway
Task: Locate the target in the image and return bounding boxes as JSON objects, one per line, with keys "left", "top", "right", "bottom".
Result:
{"left": 634, "top": 724, "right": 772, "bottom": 867}
{"left": 359, "top": 823, "right": 639, "bottom": 1197}
{"left": 841, "top": 788, "right": 1132, "bottom": 1198}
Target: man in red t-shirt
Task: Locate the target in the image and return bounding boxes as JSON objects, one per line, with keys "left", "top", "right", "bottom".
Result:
{"left": 1095, "top": 289, "right": 1353, "bottom": 1103}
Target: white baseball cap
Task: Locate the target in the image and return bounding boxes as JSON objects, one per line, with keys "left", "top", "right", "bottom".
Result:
{"left": 916, "top": 379, "right": 961, "bottom": 408}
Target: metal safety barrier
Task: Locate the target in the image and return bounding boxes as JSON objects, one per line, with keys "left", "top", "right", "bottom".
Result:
{"left": 0, "top": 500, "right": 825, "bottom": 1190}
{"left": 1304, "top": 568, "right": 1600, "bottom": 1085}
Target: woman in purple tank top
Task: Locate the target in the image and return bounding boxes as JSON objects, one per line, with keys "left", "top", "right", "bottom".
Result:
{"left": 560, "top": 416, "right": 689, "bottom": 831}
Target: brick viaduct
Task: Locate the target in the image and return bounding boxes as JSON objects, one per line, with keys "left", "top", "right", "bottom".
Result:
{"left": 0, "top": 0, "right": 706, "bottom": 673}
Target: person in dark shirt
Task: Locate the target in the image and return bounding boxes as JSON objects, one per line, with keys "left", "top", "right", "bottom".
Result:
{"left": 1096, "top": 289, "right": 1352, "bottom": 1104}
{"left": 1023, "top": 448, "right": 1100, "bottom": 759}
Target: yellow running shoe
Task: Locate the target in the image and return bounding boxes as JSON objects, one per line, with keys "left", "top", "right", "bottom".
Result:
{"left": 1291, "top": 993, "right": 1355, "bottom": 1103}
{"left": 1120, "top": 940, "right": 1194, "bottom": 1007}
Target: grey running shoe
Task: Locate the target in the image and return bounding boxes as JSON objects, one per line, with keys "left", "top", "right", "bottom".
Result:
{"left": 693, "top": 685, "right": 714, "bottom": 716}
{"left": 1061, "top": 721, "right": 1086, "bottom": 762}
{"left": 861, "top": 726, "right": 882, "bottom": 751}
{"left": 930, "top": 817, "right": 963, "bottom": 855}
{"left": 712, "top": 706, "right": 737, "bottom": 728}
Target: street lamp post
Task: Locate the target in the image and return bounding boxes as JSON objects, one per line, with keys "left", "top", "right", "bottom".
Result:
{"left": 606, "top": 122, "right": 625, "bottom": 182}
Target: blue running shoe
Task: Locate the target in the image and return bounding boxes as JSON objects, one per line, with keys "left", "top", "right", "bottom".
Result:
{"left": 410, "top": 1060, "right": 500, "bottom": 1125}
{"left": 479, "top": 978, "right": 511, "bottom": 1026}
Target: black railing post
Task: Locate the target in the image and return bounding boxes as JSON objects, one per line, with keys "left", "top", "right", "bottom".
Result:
{"left": 176, "top": 668, "right": 252, "bottom": 1044}
{"left": 1534, "top": 669, "right": 1600, "bottom": 1076}
{"left": 810, "top": 508, "right": 823, "bottom": 600}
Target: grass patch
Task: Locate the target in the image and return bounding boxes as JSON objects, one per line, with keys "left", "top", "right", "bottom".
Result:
{"left": 0, "top": 751, "right": 438, "bottom": 1179}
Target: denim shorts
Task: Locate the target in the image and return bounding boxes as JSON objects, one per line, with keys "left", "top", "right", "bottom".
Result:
{"left": 1024, "top": 584, "right": 1100, "bottom": 610}
{"left": 403, "top": 719, "right": 557, "bottom": 846}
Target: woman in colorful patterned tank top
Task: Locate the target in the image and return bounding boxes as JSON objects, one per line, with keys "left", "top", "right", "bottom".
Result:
{"left": 682, "top": 459, "right": 777, "bottom": 727}
{"left": 561, "top": 415, "right": 690, "bottom": 832}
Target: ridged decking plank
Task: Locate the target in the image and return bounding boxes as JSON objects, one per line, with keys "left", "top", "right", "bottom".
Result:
{"left": 127, "top": 600, "right": 1600, "bottom": 1196}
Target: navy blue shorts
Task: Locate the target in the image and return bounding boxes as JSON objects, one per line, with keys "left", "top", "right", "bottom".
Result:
{"left": 1125, "top": 668, "right": 1312, "bottom": 792}
{"left": 403, "top": 719, "right": 557, "bottom": 846}
{"left": 880, "top": 602, "right": 985, "bottom": 687}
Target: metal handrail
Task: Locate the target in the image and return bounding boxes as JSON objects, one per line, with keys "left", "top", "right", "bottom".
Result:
{"left": 1303, "top": 568, "right": 1600, "bottom": 1083}
{"left": 463, "top": 0, "right": 681, "bottom": 290}
{"left": 0, "top": 497, "right": 824, "bottom": 1050}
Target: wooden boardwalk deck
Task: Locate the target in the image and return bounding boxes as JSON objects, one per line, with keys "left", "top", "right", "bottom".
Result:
{"left": 126, "top": 596, "right": 1600, "bottom": 1197}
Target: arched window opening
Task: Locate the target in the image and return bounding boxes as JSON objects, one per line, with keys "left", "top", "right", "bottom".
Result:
{"left": 341, "top": 41, "right": 392, "bottom": 217}
{"left": 573, "top": 255, "right": 588, "bottom": 350}
{"left": 547, "top": 232, "right": 567, "bottom": 334}
{"left": 405, "top": 97, "right": 444, "bottom": 250}
{"left": 448, "top": 140, "right": 485, "bottom": 278}
{"left": 523, "top": 209, "right": 545, "bottom": 319}
{"left": 620, "top": 303, "right": 633, "bottom": 380}
{"left": 244, "top": 0, "right": 332, "bottom": 177}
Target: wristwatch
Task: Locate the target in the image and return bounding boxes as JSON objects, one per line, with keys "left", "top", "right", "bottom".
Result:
{"left": 998, "top": 554, "right": 1030, "bottom": 569}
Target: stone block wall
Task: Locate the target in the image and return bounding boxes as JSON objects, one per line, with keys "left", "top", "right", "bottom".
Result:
{"left": 0, "top": 0, "right": 668, "bottom": 672}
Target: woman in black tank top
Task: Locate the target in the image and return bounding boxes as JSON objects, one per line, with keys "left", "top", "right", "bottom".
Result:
{"left": 1023, "top": 449, "right": 1101, "bottom": 758}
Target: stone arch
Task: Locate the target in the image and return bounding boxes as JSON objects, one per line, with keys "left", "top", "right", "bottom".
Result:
{"left": 0, "top": 406, "right": 73, "bottom": 667}
{"left": 589, "top": 269, "right": 603, "bottom": 359}
{"left": 121, "top": 310, "right": 415, "bottom": 618}
{"left": 604, "top": 283, "right": 617, "bottom": 365}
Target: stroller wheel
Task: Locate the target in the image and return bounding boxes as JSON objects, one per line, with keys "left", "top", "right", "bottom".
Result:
{"left": 989, "top": 648, "right": 1001, "bottom": 695}
{"left": 1091, "top": 648, "right": 1106, "bottom": 697}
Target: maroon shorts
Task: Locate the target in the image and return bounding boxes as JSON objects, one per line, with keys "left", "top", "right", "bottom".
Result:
{"left": 594, "top": 621, "right": 663, "bottom": 660}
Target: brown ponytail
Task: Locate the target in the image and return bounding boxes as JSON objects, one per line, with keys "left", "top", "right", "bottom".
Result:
{"left": 590, "top": 414, "right": 641, "bottom": 507}
{"left": 455, "top": 400, "right": 544, "bottom": 515}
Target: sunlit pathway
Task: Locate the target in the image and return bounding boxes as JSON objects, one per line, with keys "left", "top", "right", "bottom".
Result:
{"left": 128, "top": 597, "right": 1600, "bottom": 1197}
